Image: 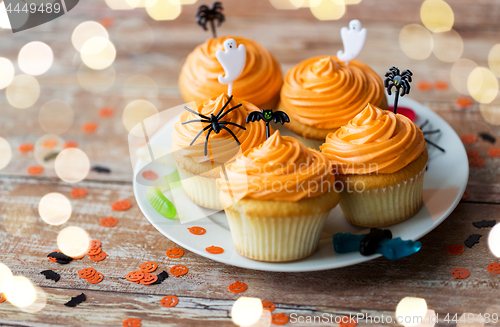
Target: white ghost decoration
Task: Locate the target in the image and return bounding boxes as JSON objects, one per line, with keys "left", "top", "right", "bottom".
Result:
{"left": 337, "top": 19, "right": 367, "bottom": 66}
{"left": 216, "top": 38, "right": 246, "bottom": 96}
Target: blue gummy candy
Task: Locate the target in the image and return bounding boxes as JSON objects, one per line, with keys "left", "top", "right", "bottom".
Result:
{"left": 332, "top": 233, "right": 364, "bottom": 253}
{"left": 377, "top": 238, "right": 422, "bottom": 260}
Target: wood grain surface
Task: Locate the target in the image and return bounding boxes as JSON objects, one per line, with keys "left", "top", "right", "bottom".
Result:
{"left": 1, "top": 0, "right": 500, "bottom": 326}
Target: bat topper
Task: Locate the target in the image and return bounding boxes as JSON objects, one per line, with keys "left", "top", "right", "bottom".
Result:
{"left": 337, "top": 19, "right": 366, "bottom": 66}
{"left": 216, "top": 38, "right": 246, "bottom": 96}
{"left": 246, "top": 109, "right": 290, "bottom": 139}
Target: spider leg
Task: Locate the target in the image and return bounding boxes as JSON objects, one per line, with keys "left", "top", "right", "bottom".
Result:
{"left": 420, "top": 119, "right": 429, "bottom": 130}
{"left": 204, "top": 129, "right": 213, "bottom": 156}
{"left": 387, "top": 83, "right": 395, "bottom": 95}
{"left": 215, "top": 95, "right": 234, "bottom": 118}
{"left": 384, "top": 77, "right": 392, "bottom": 87}
{"left": 390, "top": 67, "right": 400, "bottom": 75}
{"left": 218, "top": 121, "right": 247, "bottom": 130}
{"left": 400, "top": 81, "right": 409, "bottom": 96}
{"left": 402, "top": 69, "right": 413, "bottom": 77}
{"left": 182, "top": 119, "right": 211, "bottom": 125}
{"left": 385, "top": 72, "right": 395, "bottom": 79}
{"left": 190, "top": 125, "right": 212, "bottom": 146}
{"left": 217, "top": 104, "right": 243, "bottom": 120}
{"left": 423, "top": 129, "right": 441, "bottom": 135}
{"left": 425, "top": 138, "right": 445, "bottom": 152}
{"left": 184, "top": 106, "right": 209, "bottom": 120}
{"left": 220, "top": 126, "right": 241, "bottom": 146}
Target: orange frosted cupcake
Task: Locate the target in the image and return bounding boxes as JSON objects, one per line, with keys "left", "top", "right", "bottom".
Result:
{"left": 179, "top": 36, "right": 282, "bottom": 109}
{"left": 320, "top": 104, "right": 427, "bottom": 227}
{"left": 217, "top": 131, "right": 340, "bottom": 262}
{"left": 279, "top": 56, "right": 387, "bottom": 149}
{"left": 172, "top": 93, "right": 267, "bottom": 209}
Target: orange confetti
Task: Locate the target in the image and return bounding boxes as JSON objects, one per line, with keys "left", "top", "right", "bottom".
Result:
{"left": 339, "top": 318, "right": 357, "bottom": 327}
{"left": 159, "top": 295, "right": 179, "bottom": 308}
{"left": 228, "top": 281, "right": 247, "bottom": 293}
{"left": 487, "top": 147, "right": 500, "bottom": 158}
{"left": 205, "top": 246, "right": 224, "bottom": 254}
{"left": 467, "top": 149, "right": 480, "bottom": 158}
{"left": 469, "top": 156, "right": 485, "bottom": 168}
{"left": 188, "top": 227, "right": 206, "bottom": 235}
{"left": 487, "top": 262, "right": 500, "bottom": 274}
{"left": 0, "top": 293, "right": 5, "bottom": 303}
{"left": 271, "top": 312, "right": 289, "bottom": 325}
{"left": 461, "top": 134, "right": 477, "bottom": 145}
{"left": 63, "top": 140, "right": 78, "bottom": 149}
{"left": 82, "top": 121, "right": 98, "bottom": 134}
{"left": 78, "top": 267, "right": 96, "bottom": 279}
{"left": 87, "top": 247, "right": 102, "bottom": 256}
{"left": 166, "top": 247, "right": 184, "bottom": 259}
{"left": 139, "top": 273, "right": 158, "bottom": 285}
{"left": 89, "top": 251, "right": 108, "bottom": 262}
{"left": 461, "top": 190, "right": 470, "bottom": 201}
{"left": 100, "top": 216, "right": 118, "bottom": 227}
{"left": 71, "top": 187, "right": 88, "bottom": 199}
{"left": 126, "top": 271, "right": 145, "bottom": 282}
{"left": 27, "top": 165, "right": 44, "bottom": 176}
{"left": 417, "top": 81, "right": 433, "bottom": 91}
{"left": 111, "top": 200, "right": 132, "bottom": 211}
{"left": 99, "top": 17, "right": 114, "bottom": 29}
{"left": 435, "top": 80, "right": 449, "bottom": 91}
{"left": 451, "top": 267, "right": 470, "bottom": 279}
{"left": 455, "top": 96, "right": 473, "bottom": 109}
{"left": 262, "top": 300, "right": 275, "bottom": 312}
{"left": 138, "top": 262, "right": 158, "bottom": 273}
{"left": 122, "top": 318, "right": 141, "bottom": 327}
{"left": 42, "top": 138, "right": 58, "bottom": 149}
{"left": 98, "top": 106, "right": 115, "bottom": 118}
{"left": 86, "top": 272, "right": 104, "bottom": 284}
{"left": 18, "top": 142, "right": 34, "bottom": 153}
{"left": 142, "top": 170, "right": 158, "bottom": 181}
{"left": 90, "top": 240, "right": 101, "bottom": 249}
{"left": 170, "top": 265, "right": 188, "bottom": 277}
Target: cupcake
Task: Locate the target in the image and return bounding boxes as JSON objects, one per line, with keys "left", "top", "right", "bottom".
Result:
{"left": 172, "top": 93, "right": 267, "bottom": 210}
{"left": 217, "top": 131, "right": 340, "bottom": 262}
{"left": 179, "top": 36, "right": 282, "bottom": 109}
{"left": 320, "top": 103, "right": 427, "bottom": 227}
{"left": 279, "top": 56, "right": 387, "bottom": 149}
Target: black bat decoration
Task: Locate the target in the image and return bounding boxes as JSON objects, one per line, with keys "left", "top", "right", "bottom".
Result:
{"left": 91, "top": 165, "right": 111, "bottom": 174}
{"left": 43, "top": 152, "right": 60, "bottom": 162}
{"left": 40, "top": 270, "right": 60, "bottom": 282}
{"left": 152, "top": 271, "right": 169, "bottom": 285}
{"left": 196, "top": 2, "right": 225, "bottom": 38}
{"left": 472, "top": 220, "right": 496, "bottom": 228}
{"left": 479, "top": 132, "right": 496, "bottom": 144}
{"left": 246, "top": 109, "right": 290, "bottom": 139}
{"left": 64, "top": 293, "right": 86, "bottom": 307}
{"left": 47, "top": 251, "right": 73, "bottom": 264}
{"left": 384, "top": 67, "right": 413, "bottom": 114}
{"left": 464, "top": 234, "right": 482, "bottom": 248}
{"left": 359, "top": 228, "right": 393, "bottom": 256}
{"left": 182, "top": 95, "right": 246, "bottom": 156}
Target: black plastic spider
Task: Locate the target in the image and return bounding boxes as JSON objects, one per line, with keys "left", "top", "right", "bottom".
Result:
{"left": 196, "top": 2, "right": 225, "bottom": 38}
{"left": 384, "top": 67, "right": 413, "bottom": 114}
{"left": 420, "top": 119, "right": 445, "bottom": 153}
{"left": 182, "top": 95, "right": 245, "bottom": 156}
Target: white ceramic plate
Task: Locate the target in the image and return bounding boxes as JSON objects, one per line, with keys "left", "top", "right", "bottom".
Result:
{"left": 132, "top": 97, "right": 468, "bottom": 272}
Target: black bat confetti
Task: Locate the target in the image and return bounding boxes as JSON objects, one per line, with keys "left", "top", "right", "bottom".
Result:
{"left": 40, "top": 270, "right": 60, "bottom": 282}
{"left": 47, "top": 251, "right": 73, "bottom": 264}
{"left": 464, "top": 234, "right": 482, "bottom": 248}
{"left": 43, "top": 151, "right": 60, "bottom": 162}
{"left": 152, "top": 270, "right": 169, "bottom": 285}
{"left": 91, "top": 165, "right": 111, "bottom": 174}
{"left": 246, "top": 109, "right": 290, "bottom": 139}
{"left": 64, "top": 293, "right": 86, "bottom": 307}
{"left": 472, "top": 220, "right": 496, "bottom": 228}
{"left": 479, "top": 132, "right": 496, "bottom": 144}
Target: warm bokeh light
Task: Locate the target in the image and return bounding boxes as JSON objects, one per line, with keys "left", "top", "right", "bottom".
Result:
{"left": 116, "top": 20, "right": 154, "bottom": 54}
{"left": 71, "top": 21, "right": 109, "bottom": 52}
{"left": 38, "top": 193, "right": 72, "bottom": 225}
{"left": 467, "top": 67, "right": 498, "bottom": 104}
{"left": 231, "top": 297, "right": 264, "bottom": 327}
{"left": 488, "top": 44, "right": 500, "bottom": 77}
{"left": 3, "top": 203, "right": 37, "bottom": 237}
{"left": 179, "top": 0, "right": 197, "bottom": 4}
{"left": 81, "top": 37, "right": 116, "bottom": 70}
{"left": 479, "top": 102, "right": 500, "bottom": 126}
{"left": 18, "top": 42, "right": 54, "bottom": 76}
{"left": 0, "top": 263, "right": 13, "bottom": 293}
{"left": 488, "top": 224, "right": 500, "bottom": 257}
{"left": 450, "top": 58, "right": 478, "bottom": 95}
{"left": 33, "top": 134, "right": 64, "bottom": 165}
{"left": 105, "top": 0, "right": 134, "bottom": 10}
{"left": 6, "top": 74, "right": 40, "bottom": 109}
{"left": 57, "top": 226, "right": 90, "bottom": 258}
{"left": 4, "top": 276, "right": 36, "bottom": 308}
{"left": 123, "top": 75, "right": 158, "bottom": 100}
{"left": 54, "top": 148, "right": 90, "bottom": 183}
{"left": 122, "top": 99, "right": 160, "bottom": 137}
{"left": 399, "top": 24, "right": 433, "bottom": 60}
{"left": 125, "top": 0, "right": 147, "bottom": 8}
{"left": 420, "top": 0, "right": 454, "bottom": 33}
{"left": 432, "top": 29, "right": 463, "bottom": 62}
{"left": 77, "top": 64, "right": 116, "bottom": 93}
{"left": 269, "top": 0, "right": 303, "bottom": 10}
{"left": 395, "top": 297, "right": 428, "bottom": 327}
{"left": 20, "top": 286, "right": 46, "bottom": 314}
{"left": 310, "top": 0, "right": 345, "bottom": 21}
{"left": 344, "top": 0, "right": 361, "bottom": 3}
{"left": 0, "top": 137, "right": 12, "bottom": 170}
{"left": 39, "top": 100, "right": 74, "bottom": 134}
{"left": 145, "top": 0, "right": 182, "bottom": 21}
{"left": 0, "top": 57, "right": 15, "bottom": 89}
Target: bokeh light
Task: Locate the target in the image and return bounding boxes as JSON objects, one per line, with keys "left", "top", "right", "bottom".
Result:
{"left": 450, "top": 58, "right": 478, "bottom": 95}
{"left": 269, "top": 0, "right": 303, "bottom": 10}
{"left": 71, "top": 21, "right": 109, "bottom": 53}
{"left": 123, "top": 75, "right": 158, "bottom": 101}
{"left": 231, "top": 297, "right": 263, "bottom": 327}
{"left": 39, "top": 100, "right": 74, "bottom": 135}
{"left": 488, "top": 44, "right": 500, "bottom": 77}
{"left": 0, "top": 263, "right": 13, "bottom": 293}
{"left": 105, "top": 0, "right": 134, "bottom": 10}
{"left": 125, "top": 0, "right": 147, "bottom": 8}
{"left": 4, "top": 276, "right": 36, "bottom": 308}
{"left": 0, "top": 137, "right": 12, "bottom": 170}
{"left": 81, "top": 37, "right": 116, "bottom": 70}
{"left": 33, "top": 134, "right": 64, "bottom": 166}
{"left": 395, "top": 297, "right": 428, "bottom": 327}
{"left": 57, "top": 226, "right": 90, "bottom": 258}
{"left": 122, "top": 99, "right": 160, "bottom": 137}
{"left": 479, "top": 101, "right": 500, "bottom": 126}
{"left": 179, "top": 0, "right": 197, "bottom": 3}
{"left": 54, "top": 148, "right": 90, "bottom": 183}
{"left": 420, "top": 0, "right": 454, "bottom": 33}
{"left": 116, "top": 19, "right": 154, "bottom": 54}
{"left": 310, "top": 0, "right": 345, "bottom": 21}
{"left": 432, "top": 29, "right": 463, "bottom": 62}
{"left": 145, "top": 0, "right": 182, "bottom": 21}
{"left": 6, "top": 74, "right": 40, "bottom": 109}
{"left": 20, "top": 286, "right": 46, "bottom": 314}
{"left": 38, "top": 193, "right": 72, "bottom": 225}
{"left": 2, "top": 203, "right": 37, "bottom": 237}
{"left": 467, "top": 67, "right": 498, "bottom": 104}
{"left": 0, "top": 2, "right": 11, "bottom": 29}
{"left": 344, "top": 0, "right": 361, "bottom": 3}
{"left": 77, "top": 64, "right": 116, "bottom": 93}
{"left": 18, "top": 42, "right": 53, "bottom": 76}
{"left": 0, "top": 57, "right": 15, "bottom": 89}
{"left": 399, "top": 24, "right": 433, "bottom": 60}
{"left": 488, "top": 224, "right": 500, "bottom": 257}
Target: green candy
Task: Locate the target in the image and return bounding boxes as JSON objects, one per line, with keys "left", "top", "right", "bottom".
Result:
{"left": 146, "top": 186, "right": 177, "bottom": 219}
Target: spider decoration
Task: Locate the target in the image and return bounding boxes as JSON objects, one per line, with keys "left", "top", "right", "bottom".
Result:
{"left": 246, "top": 109, "right": 290, "bottom": 139}
{"left": 384, "top": 67, "right": 413, "bottom": 114}
{"left": 196, "top": 2, "right": 225, "bottom": 38}
{"left": 420, "top": 119, "right": 445, "bottom": 153}
{"left": 182, "top": 95, "right": 245, "bottom": 157}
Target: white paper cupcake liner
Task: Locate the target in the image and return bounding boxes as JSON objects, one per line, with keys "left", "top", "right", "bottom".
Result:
{"left": 176, "top": 166, "right": 223, "bottom": 210}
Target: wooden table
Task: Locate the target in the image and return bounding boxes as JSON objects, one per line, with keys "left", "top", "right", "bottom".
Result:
{"left": 1, "top": 0, "right": 500, "bottom": 326}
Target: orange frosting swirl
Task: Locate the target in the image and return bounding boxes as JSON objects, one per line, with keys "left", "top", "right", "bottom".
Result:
{"left": 172, "top": 93, "right": 267, "bottom": 164}
{"left": 217, "top": 131, "right": 335, "bottom": 201}
{"left": 281, "top": 56, "right": 386, "bottom": 129}
{"left": 179, "top": 36, "right": 283, "bottom": 108}
{"left": 320, "top": 104, "right": 426, "bottom": 174}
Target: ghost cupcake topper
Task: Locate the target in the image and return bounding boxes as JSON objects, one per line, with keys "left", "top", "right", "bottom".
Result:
{"left": 337, "top": 19, "right": 367, "bottom": 66}
{"left": 196, "top": 2, "right": 225, "bottom": 38}
{"left": 216, "top": 38, "right": 246, "bottom": 96}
